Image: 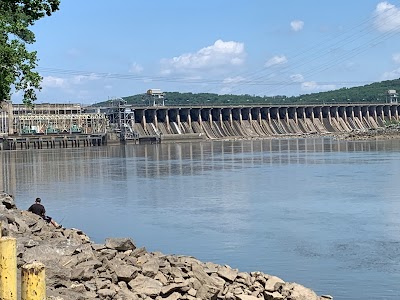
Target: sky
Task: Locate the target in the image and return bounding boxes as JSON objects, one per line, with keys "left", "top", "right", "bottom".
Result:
{"left": 12, "top": 0, "right": 400, "bottom": 104}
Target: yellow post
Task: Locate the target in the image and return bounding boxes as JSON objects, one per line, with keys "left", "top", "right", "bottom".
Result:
{"left": 0, "top": 237, "right": 17, "bottom": 300}
{"left": 21, "top": 262, "right": 46, "bottom": 300}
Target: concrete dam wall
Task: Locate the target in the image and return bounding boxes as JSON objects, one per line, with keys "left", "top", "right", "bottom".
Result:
{"left": 124, "top": 104, "right": 400, "bottom": 140}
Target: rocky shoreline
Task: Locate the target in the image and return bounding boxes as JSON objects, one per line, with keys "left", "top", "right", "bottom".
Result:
{"left": 0, "top": 193, "right": 332, "bottom": 300}
{"left": 333, "top": 125, "right": 400, "bottom": 141}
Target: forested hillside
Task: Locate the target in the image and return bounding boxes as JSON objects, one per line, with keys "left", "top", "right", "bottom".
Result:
{"left": 94, "top": 78, "right": 400, "bottom": 106}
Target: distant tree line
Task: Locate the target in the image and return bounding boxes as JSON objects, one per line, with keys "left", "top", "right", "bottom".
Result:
{"left": 94, "top": 78, "right": 400, "bottom": 107}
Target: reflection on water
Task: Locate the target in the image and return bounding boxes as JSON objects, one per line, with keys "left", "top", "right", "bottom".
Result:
{"left": 3, "top": 137, "right": 399, "bottom": 193}
{"left": 1, "top": 137, "right": 400, "bottom": 300}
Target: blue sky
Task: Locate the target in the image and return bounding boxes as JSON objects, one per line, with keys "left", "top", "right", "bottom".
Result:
{"left": 13, "top": 0, "right": 400, "bottom": 104}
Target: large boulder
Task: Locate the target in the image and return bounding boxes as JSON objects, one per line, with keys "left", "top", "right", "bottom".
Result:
{"left": 105, "top": 238, "right": 136, "bottom": 251}
{"left": 0, "top": 193, "right": 16, "bottom": 209}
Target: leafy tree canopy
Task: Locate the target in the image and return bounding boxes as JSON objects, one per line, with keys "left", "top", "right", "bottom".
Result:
{"left": 94, "top": 78, "right": 400, "bottom": 107}
{"left": 0, "top": 0, "right": 60, "bottom": 105}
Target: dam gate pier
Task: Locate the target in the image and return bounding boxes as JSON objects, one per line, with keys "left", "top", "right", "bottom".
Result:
{"left": 103, "top": 103, "right": 400, "bottom": 142}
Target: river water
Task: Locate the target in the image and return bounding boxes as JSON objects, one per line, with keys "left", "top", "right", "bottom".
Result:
{"left": 1, "top": 137, "right": 400, "bottom": 299}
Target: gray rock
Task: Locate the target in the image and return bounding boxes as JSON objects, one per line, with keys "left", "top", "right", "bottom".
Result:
{"left": 24, "top": 239, "right": 40, "bottom": 248}
{"left": 196, "top": 284, "right": 220, "bottom": 300}
{"left": 76, "top": 259, "right": 103, "bottom": 270}
{"left": 169, "top": 266, "right": 184, "bottom": 279}
{"left": 70, "top": 267, "right": 95, "bottom": 281}
{"left": 114, "top": 264, "right": 139, "bottom": 282}
{"left": 264, "top": 275, "right": 285, "bottom": 292}
{"left": 128, "top": 274, "right": 162, "bottom": 296}
{"left": 161, "top": 280, "right": 190, "bottom": 295}
{"left": 264, "top": 291, "right": 284, "bottom": 300}
{"left": 105, "top": 237, "right": 136, "bottom": 251}
{"left": 154, "top": 271, "right": 168, "bottom": 285}
{"left": 131, "top": 246, "right": 147, "bottom": 257}
{"left": 217, "top": 266, "right": 238, "bottom": 282}
{"left": 281, "top": 283, "right": 319, "bottom": 300}
{"left": 187, "top": 288, "right": 197, "bottom": 297}
{"left": 236, "top": 272, "right": 251, "bottom": 286}
{"left": 1, "top": 193, "right": 16, "bottom": 209}
{"left": 142, "top": 258, "right": 160, "bottom": 277}
{"left": 97, "top": 288, "right": 117, "bottom": 298}
{"left": 23, "top": 244, "right": 72, "bottom": 265}
{"left": 95, "top": 278, "right": 111, "bottom": 290}
{"left": 210, "top": 273, "right": 226, "bottom": 288}
{"left": 115, "top": 289, "right": 140, "bottom": 300}
{"left": 100, "top": 248, "right": 118, "bottom": 260}
{"left": 191, "top": 262, "right": 216, "bottom": 287}
{"left": 164, "top": 292, "right": 182, "bottom": 300}
{"left": 91, "top": 243, "right": 106, "bottom": 251}
{"left": 235, "top": 295, "right": 260, "bottom": 300}
{"left": 69, "top": 283, "right": 86, "bottom": 293}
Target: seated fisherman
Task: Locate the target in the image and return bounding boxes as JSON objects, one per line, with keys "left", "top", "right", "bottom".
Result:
{"left": 28, "top": 197, "right": 62, "bottom": 228}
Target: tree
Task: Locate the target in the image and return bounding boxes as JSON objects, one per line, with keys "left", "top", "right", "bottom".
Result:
{"left": 0, "top": 0, "right": 60, "bottom": 105}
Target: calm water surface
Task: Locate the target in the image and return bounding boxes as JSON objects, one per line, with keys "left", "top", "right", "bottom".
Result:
{"left": 1, "top": 137, "right": 400, "bottom": 300}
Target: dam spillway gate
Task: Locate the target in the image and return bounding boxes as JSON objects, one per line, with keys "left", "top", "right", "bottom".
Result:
{"left": 111, "top": 104, "right": 400, "bottom": 141}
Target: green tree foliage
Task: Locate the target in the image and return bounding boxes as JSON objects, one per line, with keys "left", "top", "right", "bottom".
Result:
{"left": 0, "top": 0, "right": 60, "bottom": 105}
{"left": 94, "top": 78, "right": 400, "bottom": 107}
{"left": 286, "top": 78, "right": 400, "bottom": 104}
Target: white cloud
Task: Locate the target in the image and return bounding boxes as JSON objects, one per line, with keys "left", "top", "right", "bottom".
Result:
{"left": 290, "top": 20, "right": 304, "bottom": 32}
{"left": 42, "top": 76, "right": 66, "bottom": 88}
{"left": 129, "top": 62, "right": 143, "bottom": 74}
{"left": 382, "top": 67, "right": 400, "bottom": 80}
{"left": 265, "top": 55, "right": 287, "bottom": 67}
{"left": 160, "top": 39, "right": 245, "bottom": 74}
{"left": 71, "top": 74, "right": 100, "bottom": 85}
{"left": 374, "top": 2, "right": 400, "bottom": 32}
{"left": 41, "top": 74, "right": 101, "bottom": 91}
{"left": 393, "top": 53, "right": 400, "bottom": 63}
{"left": 290, "top": 74, "right": 304, "bottom": 82}
{"left": 222, "top": 76, "right": 245, "bottom": 84}
{"left": 301, "top": 81, "right": 336, "bottom": 92}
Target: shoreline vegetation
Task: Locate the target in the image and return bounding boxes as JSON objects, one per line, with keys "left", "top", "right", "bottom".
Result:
{"left": 96, "top": 78, "right": 400, "bottom": 107}
{"left": 0, "top": 193, "right": 333, "bottom": 300}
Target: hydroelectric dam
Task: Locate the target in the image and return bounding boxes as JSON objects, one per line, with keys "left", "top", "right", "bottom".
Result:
{"left": 106, "top": 103, "right": 400, "bottom": 142}
{"left": 1, "top": 103, "right": 400, "bottom": 149}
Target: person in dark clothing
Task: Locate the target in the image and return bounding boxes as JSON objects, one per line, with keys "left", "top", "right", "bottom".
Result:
{"left": 28, "top": 198, "right": 62, "bottom": 228}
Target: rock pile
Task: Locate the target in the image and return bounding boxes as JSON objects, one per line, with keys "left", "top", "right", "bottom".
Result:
{"left": 0, "top": 193, "right": 332, "bottom": 300}
{"left": 336, "top": 125, "right": 400, "bottom": 140}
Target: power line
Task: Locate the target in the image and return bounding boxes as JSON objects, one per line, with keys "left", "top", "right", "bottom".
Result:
{"left": 231, "top": 4, "right": 400, "bottom": 95}
{"left": 37, "top": 67, "right": 377, "bottom": 87}
{"left": 36, "top": 4, "right": 400, "bottom": 96}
